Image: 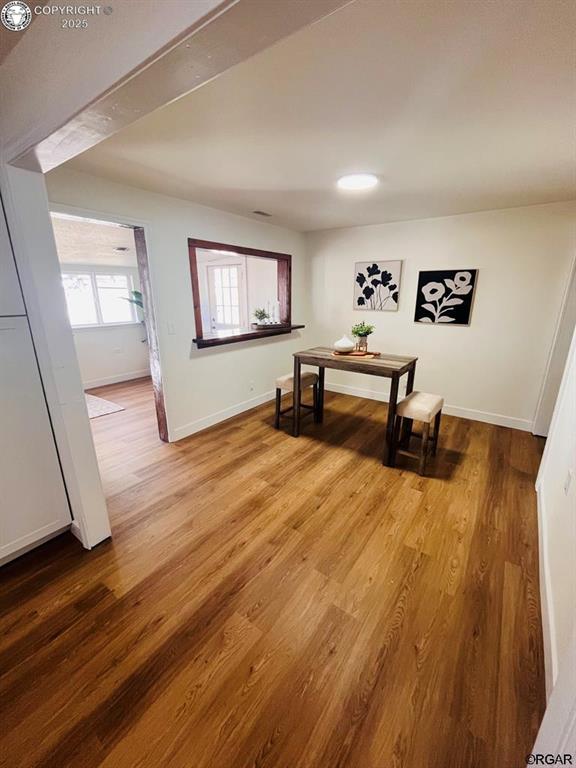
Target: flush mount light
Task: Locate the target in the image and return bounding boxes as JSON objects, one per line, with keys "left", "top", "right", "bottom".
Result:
{"left": 337, "top": 173, "right": 379, "bottom": 191}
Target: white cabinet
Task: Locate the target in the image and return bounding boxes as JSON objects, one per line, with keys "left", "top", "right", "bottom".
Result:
{"left": 0, "top": 316, "right": 71, "bottom": 563}
{"left": 0, "top": 203, "right": 26, "bottom": 316}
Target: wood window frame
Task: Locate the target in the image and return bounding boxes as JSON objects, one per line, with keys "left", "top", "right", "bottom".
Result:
{"left": 188, "top": 238, "right": 303, "bottom": 348}
{"left": 134, "top": 226, "right": 169, "bottom": 442}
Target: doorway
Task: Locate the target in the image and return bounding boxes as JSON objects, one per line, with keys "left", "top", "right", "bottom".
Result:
{"left": 49, "top": 210, "right": 168, "bottom": 442}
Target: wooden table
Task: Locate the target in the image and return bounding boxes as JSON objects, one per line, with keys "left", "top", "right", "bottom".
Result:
{"left": 292, "top": 346, "right": 418, "bottom": 466}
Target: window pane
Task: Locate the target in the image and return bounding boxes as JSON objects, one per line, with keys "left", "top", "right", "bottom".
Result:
{"left": 96, "top": 274, "right": 129, "bottom": 289}
{"left": 62, "top": 274, "right": 98, "bottom": 326}
{"left": 207, "top": 265, "right": 242, "bottom": 331}
{"left": 96, "top": 273, "right": 133, "bottom": 323}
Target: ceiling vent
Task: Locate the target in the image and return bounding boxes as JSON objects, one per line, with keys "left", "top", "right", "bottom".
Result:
{"left": 252, "top": 210, "right": 272, "bottom": 217}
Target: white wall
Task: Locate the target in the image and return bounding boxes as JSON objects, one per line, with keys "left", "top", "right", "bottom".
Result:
{"left": 307, "top": 202, "right": 576, "bottom": 430}
{"left": 536, "top": 326, "right": 576, "bottom": 692}
{"left": 532, "top": 633, "right": 576, "bottom": 758}
{"left": 46, "top": 168, "right": 310, "bottom": 440}
{"left": 73, "top": 324, "right": 150, "bottom": 390}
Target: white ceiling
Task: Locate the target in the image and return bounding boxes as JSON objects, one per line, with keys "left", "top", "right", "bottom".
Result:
{"left": 62, "top": 0, "right": 576, "bottom": 231}
{"left": 51, "top": 214, "right": 137, "bottom": 267}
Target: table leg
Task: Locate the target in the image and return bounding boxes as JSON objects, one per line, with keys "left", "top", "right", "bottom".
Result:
{"left": 292, "top": 356, "right": 301, "bottom": 437}
{"left": 384, "top": 374, "right": 400, "bottom": 466}
{"left": 419, "top": 422, "right": 430, "bottom": 476}
{"left": 317, "top": 366, "right": 325, "bottom": 423}
{"left": 400, "top": 362, "right": 416, "bottom": 447}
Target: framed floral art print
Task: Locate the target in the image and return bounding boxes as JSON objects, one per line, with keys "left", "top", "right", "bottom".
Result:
{"left": 414, "top": 269, "right": 478, "bottom": 325}
{"left": 353, "top": 260, "right": 402, "bottom": 311}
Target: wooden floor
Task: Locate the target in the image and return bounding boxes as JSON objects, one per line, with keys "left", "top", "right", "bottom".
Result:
{"left": 0, "top": 377, "right": 546, "bottom": 768}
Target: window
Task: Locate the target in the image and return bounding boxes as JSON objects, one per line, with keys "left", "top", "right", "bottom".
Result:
{"left": 95, "top": 274, "right": 135, "bottom": 324}
{"left": 61, "top": 273, "right": 99, "bottom": 326}
{"left": 61, "top": 269, "right": 138, "bottom": 328}
{"left": 189, "top": 238, "right": 301, "bottom": 348}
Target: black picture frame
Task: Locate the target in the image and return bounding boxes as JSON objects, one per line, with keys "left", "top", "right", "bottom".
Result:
{"left": 414, "top": 269, "right": 478, "bottom": 325}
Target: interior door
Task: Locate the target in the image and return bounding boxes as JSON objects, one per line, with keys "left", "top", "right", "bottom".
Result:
{"left": 0, "top": 316, "right": 71, "bottom": 563}
{"left": 207, "top": 263, "right": 247, "bottom": 332}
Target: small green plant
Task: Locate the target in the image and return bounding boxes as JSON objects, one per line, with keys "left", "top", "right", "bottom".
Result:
{"left": 122, "top": 289, "right": 144, "bottom": 311}
{"left": 122, "top": 290, "right": 146, "bottom": 342}
{"left": 253, "top": 308, "right": 270, "bottom": 322}
{"left": 351, "top": 321, "right": 375, "bottom": 337}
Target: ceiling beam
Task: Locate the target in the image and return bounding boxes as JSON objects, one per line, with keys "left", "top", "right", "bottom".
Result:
{"left": 7, "top": 0, "right": 354, "bottom": 173}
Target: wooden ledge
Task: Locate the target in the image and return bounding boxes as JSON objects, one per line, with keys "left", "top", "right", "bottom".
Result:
{"left": 194, "top": 324, "right": 305, "bottom": 348}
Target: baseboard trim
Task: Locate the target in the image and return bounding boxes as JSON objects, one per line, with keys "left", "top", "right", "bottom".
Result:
{"left": 0, "top": 524, "right": 71, "bottom": 567}
{"left": 442, "top": 403, "right": 532, "bottom": 431}
{"left": 535, "top": 484, "right": 558, "bottom": 698}
{"left": 83, "top": 369, "right": 150, "bottom": 389}
{"left": 171, "top": 380, "right": 532, "bottom": 444}
{"left": 324, "top": 382, "right": 533, "bottom": 432}
{"left": 171, "top": 390, "right": 276, "bottom": 442}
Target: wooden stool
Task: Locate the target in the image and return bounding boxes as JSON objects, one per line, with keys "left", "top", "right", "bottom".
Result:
{"left": 274, "top": 372, "right": 319, "bottom": 430}
{"left": 394, "top": 391, "right": 444, "bottom": 475}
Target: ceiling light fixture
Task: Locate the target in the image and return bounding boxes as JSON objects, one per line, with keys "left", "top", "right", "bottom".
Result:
{"left": 337, "top": 173, "right": 379, "bottom": 191}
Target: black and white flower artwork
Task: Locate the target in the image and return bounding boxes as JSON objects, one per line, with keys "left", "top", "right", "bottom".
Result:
{"left": 414, "top": 269, "right": 477, "bottom": 325}
{"left": 354, "top": 260, "right": 402, "bottom": 311}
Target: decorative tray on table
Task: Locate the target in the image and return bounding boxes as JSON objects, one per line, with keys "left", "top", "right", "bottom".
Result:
{"left": 332, "top": 350, "right": 381, "bottom": 359}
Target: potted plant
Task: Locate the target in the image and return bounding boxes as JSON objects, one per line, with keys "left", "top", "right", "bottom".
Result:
{"left": 123, "top": 289, "right": 147, "bottom": 342}
{"left": 252, "top": 308, "right": 270, "bottom": 329}
{"left": 351, "top": 321, "right": 375, "bottom": 353}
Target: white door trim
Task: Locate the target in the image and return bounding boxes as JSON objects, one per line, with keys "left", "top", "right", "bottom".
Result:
{"left": 532, "top": 253, "right": 576, "bottom": 436}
